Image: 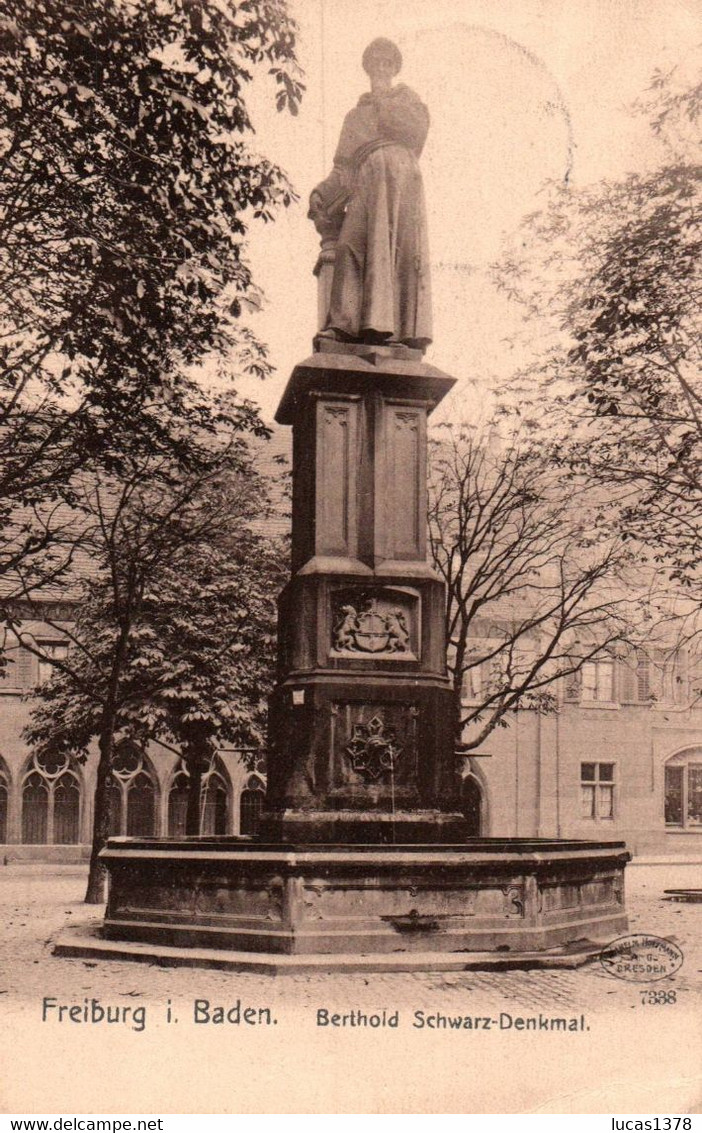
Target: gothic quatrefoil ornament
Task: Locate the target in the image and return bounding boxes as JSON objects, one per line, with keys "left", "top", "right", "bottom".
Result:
{"left": 345, "top": 714, "right": 402, "bottom": 782}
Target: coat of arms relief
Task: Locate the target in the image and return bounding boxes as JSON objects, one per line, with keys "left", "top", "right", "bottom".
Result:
{"left": 330, "top": 588, "right": 418, "bottom": 657}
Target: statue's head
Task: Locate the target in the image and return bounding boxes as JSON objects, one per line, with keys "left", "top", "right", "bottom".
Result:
{"left": 362, "top": 38, "right": 402, "bottom": 83}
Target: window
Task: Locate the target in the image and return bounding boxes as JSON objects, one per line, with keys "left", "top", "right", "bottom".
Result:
{"left": 22, "top": 773, "right": 48, "bottom": 843}
{"left": 106, "top": 743, "right": 156, "bottom": 837}
{"left": 240, "top": 776, "right": 265, "bottom": 835}
{"left": 619, "top": 651, "right": 651, "bottom": 704}
{"left": 656, "top": 650, "right": 692, "bottom": 707}
{"left": 461, "top": 775, "right": 483, "bottom": 837}
{"left": 463, "top": 663, "right": 483, "bottom": 702}
{"left": 580, "top": 762, "right": 615, "bottom": 820}
{"left": 462, "top": 654, "right": 507, "bottom": 703}
{"left": 580, "top": 659, "right": 615, "bottom": 702}
{"left": 1, "top": 644, "right": 35, "bottom": 689}
{"left": 21, "top": 752, "right": 81, "bottom": 844}
{"left": 168, "top": 770, "right": 189, "bottom": 836}
{"left": 201, "top": 769, "right": 228, "bottom": 835}
{"left": 620, "top": 649, "right": 693, "bottom": 708}
{"left": 665, "top": 758, "right": 702, "bottom": 829}
{"left": 37, "top": 642, "right": 69, "bottom": 686}
{"left": 167, "top": 758, "right": 230, "bottom": 836}
{"left": 126, "top": 772, "right": 156, "bottom": 836}
{"left": 53, "top": 775, "right": 80, "bottom": 843}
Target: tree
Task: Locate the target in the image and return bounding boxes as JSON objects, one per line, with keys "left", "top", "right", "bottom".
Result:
{"left": 0, "top": 0, "right": 302, "bottom": 601}
{"left": 495, "top": 54, "right": 700, "bottom": 589}
{"left": 23, "top": 428, "right": 284, "bottom": 900}
{"left": 429, "top": 419, "right": 646, "bottom": 750}
{"left": 88, "top": 472, "right": 285, "bottom": 838}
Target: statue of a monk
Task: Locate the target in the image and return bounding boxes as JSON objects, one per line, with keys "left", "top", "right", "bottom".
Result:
{"left": 309, "top": 38, "right": 432, "bottom": 350}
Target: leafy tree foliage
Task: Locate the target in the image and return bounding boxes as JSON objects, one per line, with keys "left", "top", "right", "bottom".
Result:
{"left": 496, "top": 56, "right": 700, "bottom": 588}
{"left": 0, "top": 0, "right": 302, "bottom": 599}
{"left": 429, "top": 419, "right": 646, "bottom": 750}
{"left": 24, "top": 432, "right": 286, "bottom": 899}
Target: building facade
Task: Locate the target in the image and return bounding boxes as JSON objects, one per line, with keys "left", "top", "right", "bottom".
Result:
{"left": 458, "top": 648, "right": 702, "bottom": 856}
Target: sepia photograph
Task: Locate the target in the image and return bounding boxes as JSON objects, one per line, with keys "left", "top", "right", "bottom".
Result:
{"left": 0, "top": 0, "right": 700, "bottom": 1116}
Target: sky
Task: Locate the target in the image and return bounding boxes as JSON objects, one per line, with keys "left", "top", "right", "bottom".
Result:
{"left": 222, "top": 0, "right": 697, "bottom": 424}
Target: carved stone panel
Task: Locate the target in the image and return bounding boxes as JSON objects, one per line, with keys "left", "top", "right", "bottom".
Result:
{"left": 316, "top": 398, "right": 358, "bottom": 558}
{"left": 330, "top": 586, "right": 419, "bottom": 660}
{"left": 542, "top": 882, "right": 582, "bottom": 912}
{"left": 330, "top": 701, "right": 419, "bottom": 790}
{"left": 382, "top": 403, "right": 426, "bottom": 562}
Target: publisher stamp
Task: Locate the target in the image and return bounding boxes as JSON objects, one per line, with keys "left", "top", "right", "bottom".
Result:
{"left": 599, "top": 934, "right": 684, "bottom": 982}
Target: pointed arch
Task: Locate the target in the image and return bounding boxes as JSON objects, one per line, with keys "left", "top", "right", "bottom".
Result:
{"left": 459, "top": 762, "right": 489, "bottom": 837}
{"left": 107, "top": 742, "right": 158, "bottom": 837}
{"left": 201, "top": 759, "right": 230, "bottom": 836}
{"left": 20, "top": 752, "right": 82, "bottom": 845}
{"left": 167, "top": 755, "right": 232, "bottom": 836}
{"left": 239, "top": 774, "right": 265, "bottom": 836}
{"left": 167, "top": 767, "right": 190, "bottom": 837}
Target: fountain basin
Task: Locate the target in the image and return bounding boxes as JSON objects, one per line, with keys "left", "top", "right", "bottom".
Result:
{"left": 80, "top": 837, "right": 629, "bottom": 966}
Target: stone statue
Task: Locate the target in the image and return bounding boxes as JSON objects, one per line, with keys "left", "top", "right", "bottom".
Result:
{"left": 309, "top": 38, "right": 432, "bottom": 351}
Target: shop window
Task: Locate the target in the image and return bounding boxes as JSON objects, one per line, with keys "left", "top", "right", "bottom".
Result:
{"left": 580, "top": 762, "right": 615, "bottom": 820}
{"left": 665, "top": 759, "right": 702, "bottom": 829}
{"left": 21, "top": 753, "right": 81, "bottom": 844}
{"left": 240, "top": 777, "right": 265, "bottom": 835}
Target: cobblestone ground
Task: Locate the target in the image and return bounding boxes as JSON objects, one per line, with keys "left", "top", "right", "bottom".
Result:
{"left": 1, "top": 862, "right": 700, "bottom": 1113}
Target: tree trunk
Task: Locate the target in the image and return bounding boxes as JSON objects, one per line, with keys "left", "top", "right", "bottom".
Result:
{"left": 84, "top": 620, "right": 131, "bottom": 904}
{"left": 185, "top": 755, "right": 204, "bottom": 837}
{"left": 185, "top": 735, "right": 210, "bottom": 836}
{"left": 451, "top": 674, "right": 464, "bottom": 753}
{"left": 451, "top": 634, "right": 468, "bottom": 750}
{"left": 84, "top": 713, "right": 118, "bottom": 904}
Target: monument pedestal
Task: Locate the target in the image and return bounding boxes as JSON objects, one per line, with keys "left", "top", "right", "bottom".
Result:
{"left": 262, "top": 345, "right": 467, "bottom": 844}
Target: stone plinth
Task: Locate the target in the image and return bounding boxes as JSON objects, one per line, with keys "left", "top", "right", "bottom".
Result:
{"left": 95, "top": 837, "right": 629, "bottom": 958}
{"left": 262, "top": 345, "right": 467, "bottom": 844}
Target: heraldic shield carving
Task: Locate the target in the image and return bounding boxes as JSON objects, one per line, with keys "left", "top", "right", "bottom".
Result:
{"left": 331, "top": 588, "right": 418, "bottom": 657}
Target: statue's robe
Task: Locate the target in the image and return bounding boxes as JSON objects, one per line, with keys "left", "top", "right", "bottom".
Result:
{"left": 313, "top": 84, "right": 432, "bottom": 348}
